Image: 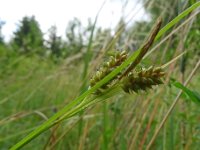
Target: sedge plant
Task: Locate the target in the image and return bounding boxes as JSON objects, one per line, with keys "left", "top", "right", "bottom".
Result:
{"left": 11, "top": 2, "right": 200, "bottom": 149}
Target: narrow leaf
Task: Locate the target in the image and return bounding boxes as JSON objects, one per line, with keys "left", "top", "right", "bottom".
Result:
{"left": 172, "top": 81, "right": 200, "bottom": 105}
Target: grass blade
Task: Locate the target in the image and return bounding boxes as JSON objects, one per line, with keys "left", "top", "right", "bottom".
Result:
{"left": 172, "top": 80, "right": 200, "bottom": 105}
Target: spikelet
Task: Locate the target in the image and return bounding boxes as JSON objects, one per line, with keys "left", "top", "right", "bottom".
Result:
{"left": 122, "top": 66, "right": 165, "bottom": 93}
{"left": 90, "top": 50, "right": 128, "bottom": 91}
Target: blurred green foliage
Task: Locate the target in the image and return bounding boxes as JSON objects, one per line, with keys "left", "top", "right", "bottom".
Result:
{"left": 11, "top": 16, "right": 44, "bottom": 54}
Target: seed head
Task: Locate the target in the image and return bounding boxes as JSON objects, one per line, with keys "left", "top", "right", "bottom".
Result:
{"left": 122, "top": 66, "right": 165, "bottom": 93}
{"left": 90, "top": 50, "right": 128, "bottom": 91}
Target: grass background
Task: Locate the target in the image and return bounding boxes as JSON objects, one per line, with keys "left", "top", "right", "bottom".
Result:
{"left": 0, "top": 0, "right": 200, "bottom": 149}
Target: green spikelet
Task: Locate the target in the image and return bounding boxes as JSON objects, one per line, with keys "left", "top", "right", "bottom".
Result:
{"left": 90, "top": 50, "right": 128, "bottom": 91}
{"left": 122, "top": 66, "right": 165, "bottom": 93}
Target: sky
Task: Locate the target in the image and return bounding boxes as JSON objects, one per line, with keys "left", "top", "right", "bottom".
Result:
{"left": 0, "top": 0, "right": 149, "bottom": 41}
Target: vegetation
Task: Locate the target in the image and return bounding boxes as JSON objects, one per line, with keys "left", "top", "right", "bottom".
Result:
{"left": 0, "top": 1, "right": 200, "bottom": 150}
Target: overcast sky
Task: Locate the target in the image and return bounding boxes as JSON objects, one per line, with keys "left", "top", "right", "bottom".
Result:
{"left": 0, "top": 0, "right": 149, "bottom": 41}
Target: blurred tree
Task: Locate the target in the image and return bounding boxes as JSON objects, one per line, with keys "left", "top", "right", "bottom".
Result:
{"left": 0, "top": 19, "right": 5, "bottom": 45}
{"left": 126, "top": 0, "right": 198, "bottom": 48}
{"left": 141, "top": 0, "right": 200, "bottom": 55}
{"left": 122, "top": 0, "right": 200, "bottom": 70}
{"left": 114, "top": 18, "right": 127, "bottom": 50}
{"left": 46, "top": 25, "right": 66, "bottom": 58}
{"left": 65, "top": 18, "right": 84, "bottom": 54}
{"left": 143, "top": 0, "right": 179, "bottom": 22}
{"left": 12, "top": 16, "right": 43, "bottom": 53}
{"left": 92, "top": 27, "right": 111, "bottom": 50}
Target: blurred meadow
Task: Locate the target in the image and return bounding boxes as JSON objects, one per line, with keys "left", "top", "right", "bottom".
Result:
{"left": 0, "top": 0, "right": 200, "bottom": 149}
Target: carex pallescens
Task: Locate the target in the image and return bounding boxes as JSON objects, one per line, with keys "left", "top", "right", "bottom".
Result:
{"left": 90, "top": 50, "right": 128, "bottom": 92}
{"left": 90, "top": 18, "right": 165, "bottom": 94}
{"left": 122, "top": 66, "right": 165, "bottom": 93}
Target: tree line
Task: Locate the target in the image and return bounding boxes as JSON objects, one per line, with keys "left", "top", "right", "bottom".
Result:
{"left": 0, "top": 0, "right": 199, "bottom": 62}
{"left": 0, "top": 16, "right": 110, "bottom": 59}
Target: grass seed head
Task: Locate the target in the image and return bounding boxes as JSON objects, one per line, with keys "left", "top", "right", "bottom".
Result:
{"left": 122, "top": 66, "right": 165, "bottom": 93}
{"left": 90, "top": 50, "right": 128, "bottom": 90}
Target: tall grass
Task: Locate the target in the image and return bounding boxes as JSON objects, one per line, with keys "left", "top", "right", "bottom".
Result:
{"left": 0, "top": 1, "right": 199, "bottom": 150}
{"left": 9, "top": 2, "right": 200, "bottom": 149}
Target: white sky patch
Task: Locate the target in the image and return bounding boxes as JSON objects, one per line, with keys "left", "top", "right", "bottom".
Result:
{"left": 0, "top": 0, "right": 149, "bottom": 41}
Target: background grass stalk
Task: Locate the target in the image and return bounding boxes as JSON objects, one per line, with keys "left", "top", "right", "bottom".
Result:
{"left": 146, "top": 59, "right": 200, "bottom": 150}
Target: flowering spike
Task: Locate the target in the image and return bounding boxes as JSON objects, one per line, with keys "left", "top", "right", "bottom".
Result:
{"left": 122, "top": 66, "right": 165, "bottom": 93}
{"left": 90, "top": 50, "right": 128, "bottom": 93}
